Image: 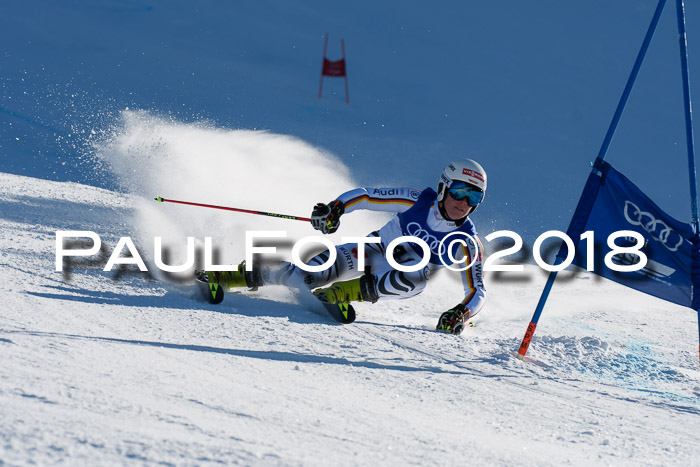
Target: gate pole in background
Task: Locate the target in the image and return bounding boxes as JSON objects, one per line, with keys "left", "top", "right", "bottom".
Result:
{"left": 318, "top": 34, "right": 349, "bottom": 103}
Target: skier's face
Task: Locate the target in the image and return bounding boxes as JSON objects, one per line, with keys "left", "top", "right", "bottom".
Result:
{"left": 442, "top": 192, "right": 474, "bottom": 220}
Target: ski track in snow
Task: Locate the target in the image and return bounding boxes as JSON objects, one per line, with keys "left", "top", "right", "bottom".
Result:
{"left": 2, "top": 168, "right": 700, "bottom": 465}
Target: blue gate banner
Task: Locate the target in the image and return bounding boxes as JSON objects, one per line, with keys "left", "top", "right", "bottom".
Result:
{"left": 567, "top": 161, "right": 696, "bottom": 308}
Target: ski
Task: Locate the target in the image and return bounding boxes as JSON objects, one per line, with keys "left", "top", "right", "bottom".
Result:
{"left": 195, "top": 275, "right": 224, "bottom": 304}
{"left": 321, "top": 301, "right": 356, "bottom": 324}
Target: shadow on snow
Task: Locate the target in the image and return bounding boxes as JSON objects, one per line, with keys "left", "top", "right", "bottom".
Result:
{"left": 4, "top": 329, "right": 473, "bottom": 376}
{"left": 26, "top": 283, "right": 341, "bottom": 325}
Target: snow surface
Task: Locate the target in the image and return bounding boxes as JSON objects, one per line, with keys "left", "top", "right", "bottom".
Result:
{"left": 3, "top": 0, "right": 700, "bottom": 465}
{"left": 2, "top": 152, "right": 700, "bottom": 465}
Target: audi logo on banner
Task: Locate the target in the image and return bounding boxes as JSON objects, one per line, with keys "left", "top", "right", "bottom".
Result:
{"left": 623, "top": 200, "right": 684, "bottom": 252}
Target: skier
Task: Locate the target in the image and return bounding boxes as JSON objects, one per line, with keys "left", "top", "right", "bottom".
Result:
{"left": 202, "top": 159, "right": 487, "bottom": 335}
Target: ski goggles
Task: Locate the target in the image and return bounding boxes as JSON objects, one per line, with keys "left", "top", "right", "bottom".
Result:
{"left": 447, "top": 181, "right": 484, "bottom": 207}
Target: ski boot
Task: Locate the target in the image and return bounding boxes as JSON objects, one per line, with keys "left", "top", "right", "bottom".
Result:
{"left": 313, "top": 275, "right": 378, "bottom": 305}
{"left": 200, "top": 261, "right": 264, "bottom": 290}
{"left": 312, "top": 275, "right": 378, "bottom": 324}
{"left": 195, "top": 261, "right": 264, "bottom": 304}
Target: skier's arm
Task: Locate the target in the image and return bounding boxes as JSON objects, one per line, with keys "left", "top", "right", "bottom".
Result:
{"left": 455, "top": 235, "right": 486, "bottom": 319}
{"left": 437, "top": 235, "right": 486, "bottom": 334}
{"left": 311, "top": 187, "right": 420, "bottom": 234}
{"left": 336, "top": 187, "right": 421, "bottom": 214}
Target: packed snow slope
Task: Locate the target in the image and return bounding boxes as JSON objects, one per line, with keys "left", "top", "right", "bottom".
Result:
{"left": 2, "top": 126, "right": 700, "bottom": 464}
{"left": 4, "top": 0, "right": 700, "bottom": 465}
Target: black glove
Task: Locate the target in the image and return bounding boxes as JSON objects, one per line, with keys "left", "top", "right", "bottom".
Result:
{"left": 436, "top": 304, "right": 471, "bottom": 335}
{"left": 311, "top": 200, "right": 345, "bottom": 234}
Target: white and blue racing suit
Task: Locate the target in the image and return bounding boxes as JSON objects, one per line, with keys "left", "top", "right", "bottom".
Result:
{"left": 263, "top": 187, "right": 486, "bottom": 317}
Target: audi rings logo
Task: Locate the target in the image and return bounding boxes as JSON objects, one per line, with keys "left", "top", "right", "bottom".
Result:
{"left": 404, "top": 222, "right": 478, "bottom": 271}
{"left": 405, "top": 222, "right": 445, "bottom": 255}
{"left": 623, "top": 200, "right": 684, "bottom": 252}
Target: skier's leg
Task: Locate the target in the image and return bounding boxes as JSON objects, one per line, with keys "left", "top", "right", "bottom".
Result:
{"left": 314, "top": 242, "right": 430, "bottom": 304}
{"left": 206, "top": 241, "right": 365, "bottom": 290}
{"left": 263, "top": 242, "right": 362, "bottom": 289}
{"left": 371, "top": 265, "right": 430, "bottom": 301}
{"left": 260, "top": 230, "right": 391, "bottom": 292}
{"left": 368, "top": 244, "right": 430, "bottom": 301}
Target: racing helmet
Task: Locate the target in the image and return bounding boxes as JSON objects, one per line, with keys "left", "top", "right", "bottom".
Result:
{"left": 436, "top": 159, "right": 487, "bottom": 208}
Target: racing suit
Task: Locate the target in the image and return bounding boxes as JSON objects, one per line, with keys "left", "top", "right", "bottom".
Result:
{"left": 262, "top": 186, "right": 486, "bottom": 317}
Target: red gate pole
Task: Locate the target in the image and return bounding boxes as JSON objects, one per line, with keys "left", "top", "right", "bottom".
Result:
{"left": 318, "top": 33, "right": 329, "bottom": 99}
{"left": 342, "top": 39, "right": 349, "bottom": 103}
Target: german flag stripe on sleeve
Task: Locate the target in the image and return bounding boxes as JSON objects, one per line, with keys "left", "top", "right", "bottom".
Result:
{"left": 460, "top": 242, "right": 476, "bottom": 305}
{"left": 344, "top": 195, "right": 416, "bottom": 209}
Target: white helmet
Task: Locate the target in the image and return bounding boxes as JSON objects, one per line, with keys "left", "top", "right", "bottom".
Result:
{"left": 437, "top": 159, "right": 487, "bottom": 204}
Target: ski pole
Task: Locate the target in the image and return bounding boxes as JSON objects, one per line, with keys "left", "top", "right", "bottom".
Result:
{"left": 154, "top": 196, "right": 311, "bottom": 222}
